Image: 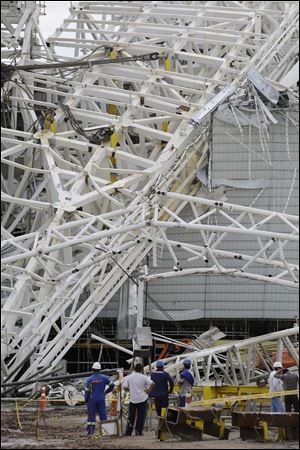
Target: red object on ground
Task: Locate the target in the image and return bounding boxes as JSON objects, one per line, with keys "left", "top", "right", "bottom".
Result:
{"left": 110, "top": 398, "right": 118, "bottom": 416}
{"left": 39, "top": 385, "right": 46, "bottom": 410}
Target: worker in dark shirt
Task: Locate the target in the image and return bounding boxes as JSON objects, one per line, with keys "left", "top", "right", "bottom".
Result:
{"left": 150, "top": 360, "right": 174, "bottom": 416}
{"left": 178, "top": 358, "right": 194, "bottom": 407}
{"left": 275, "top": 367, "right": 299, "bottom": 412}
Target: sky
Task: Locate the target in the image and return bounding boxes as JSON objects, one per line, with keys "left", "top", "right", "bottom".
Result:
{"left": 39, "top": 1, "right": 72, "bottom": 39}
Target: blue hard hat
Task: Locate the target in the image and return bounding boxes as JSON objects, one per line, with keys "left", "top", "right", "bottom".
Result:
{"left": 183, "top": 358, "right": 192, "bottom": 366}
{"left": 156, "top": 360, "right": 164, "bottom": 368}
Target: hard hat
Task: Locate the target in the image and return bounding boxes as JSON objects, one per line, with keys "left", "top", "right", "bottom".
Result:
{"left": 92, "top": 362, "right": 101, "bottom": 370}
{"left": 183, "top": 358, "right": 192, "bottom": 366}
{"left": 156, "top": 360, "right": 164, "bottom": 368}
{"left": 273, "top": 361, "right": 283, "bottom": 368}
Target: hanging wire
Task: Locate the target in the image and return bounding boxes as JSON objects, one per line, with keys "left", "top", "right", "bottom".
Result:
{"left": 94, "top": 245, "right": 199, "bottom": 340}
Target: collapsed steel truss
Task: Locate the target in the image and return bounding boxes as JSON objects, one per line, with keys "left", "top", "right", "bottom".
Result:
{"left": 100, "top": 326, "right": 299, "bottom": 385}
{"left": 1, "top": 1, "right": 299, "bottom": 382}
{"left": 153, "top": 327, "right": 299, "bottom": 385}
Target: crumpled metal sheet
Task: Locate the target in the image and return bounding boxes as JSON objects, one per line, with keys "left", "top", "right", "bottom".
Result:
{"left": 197, "top": 168, "right": 271, "bottom": 189}
{"left": 247, "top": 68, "right": 279, "bottom": 104}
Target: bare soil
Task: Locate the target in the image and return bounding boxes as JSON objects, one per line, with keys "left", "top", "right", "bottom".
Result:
{"left": 1, "top": 405, "right": 298, "bottom": 449}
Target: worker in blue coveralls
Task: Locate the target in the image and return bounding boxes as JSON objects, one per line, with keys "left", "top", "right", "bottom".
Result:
{"left": 84, "top": 362, "right": 115, "bottom": 435}
{"left": 151, "top": 360, "right": 174, "bottom": 416}
{"left": 178, "top": 358, "right": 194, "bottom": 407}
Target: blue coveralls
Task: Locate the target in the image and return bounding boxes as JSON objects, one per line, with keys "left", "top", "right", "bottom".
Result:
{"left": 178, "top": 369, "right": 194, "bottom": 407}
{"left": 151, "top": 370, "right": 174, "bottom": 416}
{"left": 84, "top": 373, "right": 115, "bottom": 435}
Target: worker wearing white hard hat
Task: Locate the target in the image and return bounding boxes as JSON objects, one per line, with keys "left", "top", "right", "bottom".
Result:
{"left": 92, "top": 362, "right": 101, "bottom": 370}
{"left": 268, "top": 361, "right": 285, "bottom": 413}
{"left": 84, "top": 362, "right": 115, "bottom": 435}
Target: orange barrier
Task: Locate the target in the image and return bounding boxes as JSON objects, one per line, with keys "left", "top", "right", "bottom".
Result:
{"left": 39, "top": 386, "right": 46, "bottom": 411}
{"left": 110, "top": 397, "right": 118, "bottom": 416}
{"left": 256, "top": 348, "right": 299, "bottom": 369}
{"left": 271, "top": 350, "right": 299, "bottom": 368}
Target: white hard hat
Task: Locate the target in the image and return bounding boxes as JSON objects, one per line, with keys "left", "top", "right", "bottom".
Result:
{"left": 92, "top": 362, "right": 101, "bottom": 370}
{"left": 273, "top": 361, "right": 283, "bottom": 368}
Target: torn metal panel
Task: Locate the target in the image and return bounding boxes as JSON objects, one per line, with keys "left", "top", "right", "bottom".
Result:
{"left": 280, "top": 61, "right": 299, "bottom": 89}
{"left": 197, "top": 167, "right": 271, "bottom": 189}
{"left": 247, "top": 68, "right": 280, "bottom": 104}
{"left": 215, "top": 103, "right": 266, "bottom": 128}
{"left": 190, "top": 85, "right": 236, "bottom": 126}
{"left": 147, "top": 309, "right": 204, "bottom": 321}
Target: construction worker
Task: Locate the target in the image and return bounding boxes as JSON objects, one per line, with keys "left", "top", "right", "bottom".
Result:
{"left": 268, "top": 361, "right": 284, "bottom": 412}
{"left": 275, "top": 367, "right": 299, "bottom": 412}
{"left": 123, "top": 363, "right": 154, "bottom": 436}
{"left": 178, "top": 358, "right": 194, "bottom": 407}
{"left": 84, "top": 362, "right": 115, "bottom": 435}
{"left": 150, "top": 360, "right": 174, "bottom": 416}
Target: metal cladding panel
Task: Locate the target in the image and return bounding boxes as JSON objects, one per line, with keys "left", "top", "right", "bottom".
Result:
{"left": 101, "top": 113, "right": 298, "bottom": 320}
{"left": 145, "top": 113, "right": 299, "bottom": 320}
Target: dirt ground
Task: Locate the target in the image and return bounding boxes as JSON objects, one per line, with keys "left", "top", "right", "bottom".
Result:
{"left": 1, "top": 405, "right": 299, "bottom": 449}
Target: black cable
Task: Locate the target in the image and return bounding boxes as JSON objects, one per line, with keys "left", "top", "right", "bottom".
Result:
{"left": 94, "top": 245, "right": 198, "bottom": 341}
{"left": 8, "top": 52, "right": 159, "bottom": 72}
{"left": 58, "top": 102, "right": 113, "bottom": 144}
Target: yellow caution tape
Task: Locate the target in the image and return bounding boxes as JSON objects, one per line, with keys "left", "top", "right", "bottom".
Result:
{"left": 192, "top": 389, "right": 299, "bottom": 407}
{"left": 15, "top": 400, "right": 23, "bottom": 430}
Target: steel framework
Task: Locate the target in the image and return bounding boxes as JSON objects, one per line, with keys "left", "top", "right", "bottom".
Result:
{"left": 1, "top": 1, "right": 299, "bottom": 382}
{"left": 93, "top": 326, "right": 299, "bottom": 385}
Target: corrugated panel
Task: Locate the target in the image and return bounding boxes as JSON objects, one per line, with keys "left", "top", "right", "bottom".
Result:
{"left": 101, "top": 112, "right": 299, "bottom": 320}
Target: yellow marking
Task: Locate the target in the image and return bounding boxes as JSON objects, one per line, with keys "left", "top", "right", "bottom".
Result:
{"left": 43, "top": 112, "right": 54, "bottom": 131}
{"left": 110, "top": 49, "right": 117, "bottom": 60}
{"left": 110, "top": 174, "right": 118, "bottom": 183}
{"left": 195, "top": 419, "right": 204, "bottom": 431}
{"left": 158, "top": 431, "right": 169, "bottom": 441}
{"left": 165, "top": 57, "right": 171, "bottom": 71}
{"left": 161, "top": 121, "right": 168, "bottom": 132}
{"left": 107, "top": 104, "right": 119, "bottom": 115}
{"left": 219, "top": 418, "right": 225, "bottom": 439}
{"left": 110, "top": 131, "right": 118, "bottom": 148}
{"left": 50, "top": 121, "right": 57, "bottom": 134}
{"left": 259, "top": 420, "right": 269, "bottom": 441}
{"left": 161, "top": 407, "right": 166, "bottom": 417}
{"left": 278, "top": 427, "right": 286, "bottom": 441}
{"left": 109, "top": 155, "right": 117, "bottom": 167}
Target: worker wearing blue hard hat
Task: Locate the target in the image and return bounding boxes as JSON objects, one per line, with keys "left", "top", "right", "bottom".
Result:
{"left": 183, "top": 358, "right": 192, "bottom": 365}
{"left": 178, "top": 358, "right": 194, "bottom": 407}
{"left": 150, "top": 360, "right": 174, "bottom": 416}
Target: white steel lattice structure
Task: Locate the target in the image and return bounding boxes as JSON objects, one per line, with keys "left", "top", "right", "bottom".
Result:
{"left": 103, "top": 327, "right": 299, "bottom": 385}
{"left": 1, "top": 1, "right": 299, "bottom": 382}
{"left": 155, "top": 327, "right": 299, "bottom": 385}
